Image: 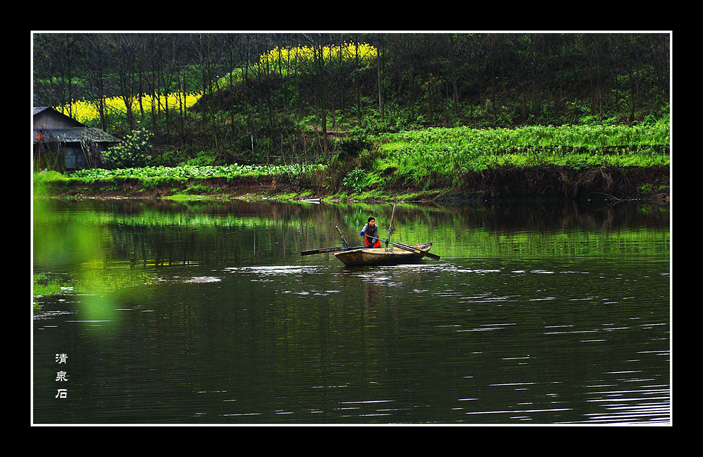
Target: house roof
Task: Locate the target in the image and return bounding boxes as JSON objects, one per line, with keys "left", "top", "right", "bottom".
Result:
{"left": 34, "top": 127, "right": 121, "bottom": 144}
{"left": 34, "top": 106, "right": 52, "bottom": 116}
{"left": 33, "top": 106, "right": 84, "bottom": 128}
{"left": 33, "top": 106, "right": 121, "bottom": 144}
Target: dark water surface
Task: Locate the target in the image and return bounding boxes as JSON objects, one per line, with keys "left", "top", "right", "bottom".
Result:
{"left": 32, "top": 199, "right": 671, "bottom": 424}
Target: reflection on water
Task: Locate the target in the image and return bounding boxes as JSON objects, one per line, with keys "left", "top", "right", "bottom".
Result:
{"left": 33, "top": 199, "right": 670, "bottom": 424}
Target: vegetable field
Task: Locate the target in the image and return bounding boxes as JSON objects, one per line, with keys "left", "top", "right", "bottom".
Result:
{"left": 372, "top": 123, "right": 670, "bottom": 187}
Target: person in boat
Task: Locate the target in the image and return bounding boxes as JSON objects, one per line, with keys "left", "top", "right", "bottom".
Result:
{"left": 360, "top": 217, "right": 382, "bottom": 248}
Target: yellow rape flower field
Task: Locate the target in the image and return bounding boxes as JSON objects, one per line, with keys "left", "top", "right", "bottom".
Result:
{"left": 258, "top": 42, "right": 377, "bottom": 67}
{"left": 57, "top": 42, "right": 378, "bottom": 127}
{"left": 55, "top": 92, "right": 203, "bottom": 126}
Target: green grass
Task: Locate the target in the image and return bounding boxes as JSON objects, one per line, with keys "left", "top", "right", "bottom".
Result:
{"left": 68, "top": 163, "right": 326, "bottom": 181}
{"left": 33, "top": 163, "right": 327, "bottom": 196}
{"left": 33, "top": 273, "right": 66, "bottom": 297}
{"left": 369, "top": 123, "right": 669, "bottom": 188}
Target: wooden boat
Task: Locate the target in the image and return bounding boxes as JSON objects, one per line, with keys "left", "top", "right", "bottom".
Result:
{"left": 334, "top": 242, "right": 433, "bottom": 267}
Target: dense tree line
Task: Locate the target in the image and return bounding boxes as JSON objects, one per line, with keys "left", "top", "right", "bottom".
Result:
{"left": 33, "top": 32, "right": 670, "bottom": 165}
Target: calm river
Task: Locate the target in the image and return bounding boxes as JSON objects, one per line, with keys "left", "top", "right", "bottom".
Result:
{"left": 32, "top": 198, "right": 671, "bottom": 425}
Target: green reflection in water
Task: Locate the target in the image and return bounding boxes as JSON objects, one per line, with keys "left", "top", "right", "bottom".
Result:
{"left": 32, "top": 198, "right": 669, "bottom": 424}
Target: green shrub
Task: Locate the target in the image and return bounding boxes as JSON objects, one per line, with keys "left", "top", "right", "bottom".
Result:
{"left": 342, "top": 168, "right": 387, "bottom": 193}
{"left": 102, "top": 127, "right": 154, "bottom": 169}
{"left": 140, "top": 176, "right": 187, "bottom": 189}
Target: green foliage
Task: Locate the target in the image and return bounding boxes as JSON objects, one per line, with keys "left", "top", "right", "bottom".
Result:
{"left": 102, "top": 127, "right": 154, "bottom": 169}
{"left": 33, "top": 273, "right": 66, "bottom": 297}
{"left": 54, "top": 122, "right": 669, "bottom": 197}
{"left": 33, "top": 170, "right": 67, "bottom": 192}
{"left": 373, "top": 123, "right": 670, "bottom": 187}
{"left": 71, "top": 163, "right": 326, "bottom": 181}
{"left": 341, "top": 167, "right": 389, "bottom": 193}
{"left": 140, "top": 176, "right": 188, "bottom": 189}
{"left": 342, "top": 169, "right": 370, "bottom": 192}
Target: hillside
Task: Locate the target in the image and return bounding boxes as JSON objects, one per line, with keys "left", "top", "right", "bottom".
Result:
{"left": 33, "top": 33, "right": 671, "bottom": 204}
{"left": 34, "top": 33, "right": 671, "bottom": 168}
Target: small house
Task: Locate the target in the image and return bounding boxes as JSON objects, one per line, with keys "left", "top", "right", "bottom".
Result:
{"left": 33, "top": 107, "right": 121, "bottom": 171}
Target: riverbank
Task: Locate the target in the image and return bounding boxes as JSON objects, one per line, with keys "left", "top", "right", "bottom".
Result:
{"left": 34, "top": 124, "right": 670, "bottom": 205}
{"left": 34, "top": 163, "right": 670, "bottom": 206}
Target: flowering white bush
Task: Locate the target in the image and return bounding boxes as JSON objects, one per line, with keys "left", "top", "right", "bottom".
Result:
{"left": 102, "top": 127, "right": 154, "bottom": 169}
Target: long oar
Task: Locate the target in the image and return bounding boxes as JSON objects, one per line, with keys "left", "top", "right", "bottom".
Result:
{"left": 367, "top": 235, "right": 441, "bottom": 260}
{"left": 336, "top": 225, "right": 350, "bottom": 247}
{"left": 385, "top": 203, "right": 397, "bottom": 248}
{"left": 302, "top": 225, "right": 355, "bottom": 256}
{"left": 301, "top": 245, "right": 366, "bottom": 256}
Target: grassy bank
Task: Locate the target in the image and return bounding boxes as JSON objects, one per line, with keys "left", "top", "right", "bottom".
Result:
{"left": 333, "top": 123, "right": 670, "bottom": 202}
{"left": 34, "top": 163, "right": 327, "bottom": 200}
{"left": 356, "top": 123, "right": 669, "bottom": 187}
{"left": 34, "top": 123, "right": 670, "bottom": 203}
